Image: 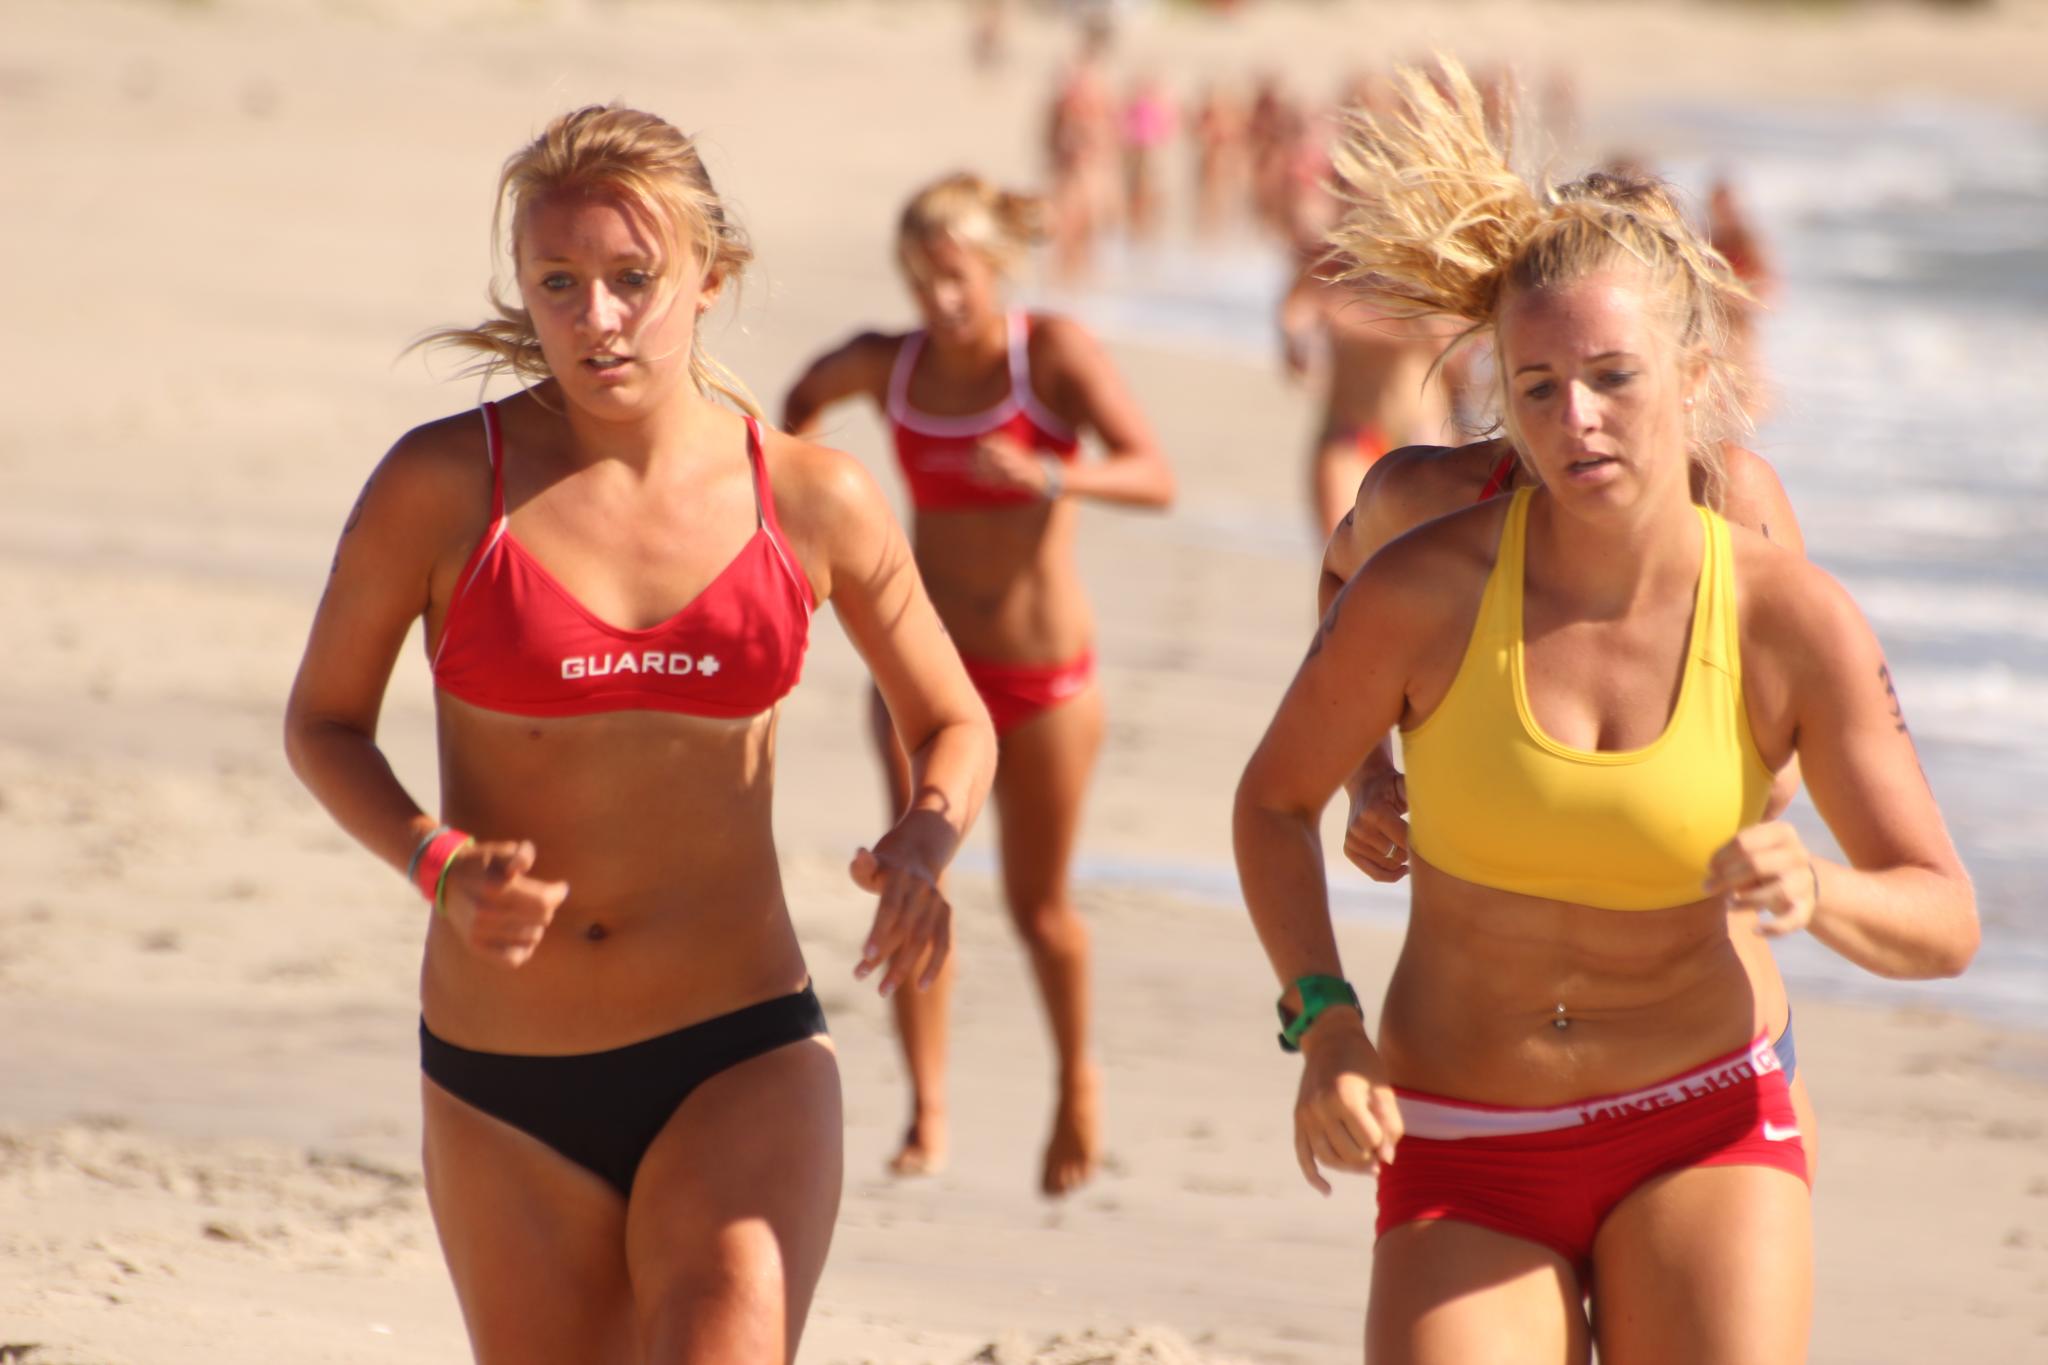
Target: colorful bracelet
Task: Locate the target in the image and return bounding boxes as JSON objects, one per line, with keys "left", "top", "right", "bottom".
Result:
{"left": 1277, "top": 974, "right": 1362, "bottom": 1053}
{"left": 410, "top": 826, "right": 473, "bottom": 904}
{"left": 431, "top": 838, "right": 475, "bottom": 919}
{"left": 405, "top": 824, "right": 452, "bottom": 888}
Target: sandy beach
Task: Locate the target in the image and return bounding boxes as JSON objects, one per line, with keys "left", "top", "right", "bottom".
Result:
{"left": 4, "top": 1, "right": 2047, "bottom": 1361}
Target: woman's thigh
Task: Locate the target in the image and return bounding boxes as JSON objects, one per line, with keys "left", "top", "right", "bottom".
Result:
{"left": 1590, "top": 1163, "right": 1812, "bottom": 1365}
{"left": 421, "top": 1076, "right": 636, "bottom": 1365}
{"left": 1368, "top": 1218, "right": 1590, "bottom": 1365}
{"left": 992, "top": 684, "right": 1104, "bottom": 913}
{"left": 625, "top": 1036, "right": 844, "bottom": 1365}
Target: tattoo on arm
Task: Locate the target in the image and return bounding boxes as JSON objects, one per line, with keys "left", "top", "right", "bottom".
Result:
{"left": 1305, "top": 595, "right": 1343, "bottom": 662}
{"left": 330, "top": 473, "right": 374, "bottom": 574}
{"left": 1878, "top": 660, "right": 1934, "bottom": 788}
{"left": 1879, "top": 663, "right": 1909, "bottom": 734}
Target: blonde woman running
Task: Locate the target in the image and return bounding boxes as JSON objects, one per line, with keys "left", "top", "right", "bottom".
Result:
{"left": 784, "top": 173, "right": 1174, "bottom": 1194}
{"left": 1234, "top": 66, "right": 1976, "bottom": 1362}
{"left": 284, "top": 107, "right": 995, "bottom": 1363}
{"left": 1319, "top": 166, "right": 1826, "bottom": 1173}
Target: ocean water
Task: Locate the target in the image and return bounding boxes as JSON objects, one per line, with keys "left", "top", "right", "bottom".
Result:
{"left": 1037, "top": 99, "right": 2048, "bottom": 1030}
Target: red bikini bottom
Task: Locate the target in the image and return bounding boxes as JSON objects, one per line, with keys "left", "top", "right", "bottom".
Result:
{"left": 960, "top": 649, "right": 1096, "bottom": 736}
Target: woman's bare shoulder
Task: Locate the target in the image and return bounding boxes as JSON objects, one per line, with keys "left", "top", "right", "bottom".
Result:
{"left": 1727, "top": 520, "right": 1867, "bottom": 660}
{"left": 1328, "top": 438, "right": 1509, "bottom": 582}
{"left": 1347, "top": 491, "right": 1510, "bottom": 618}
{"left": 359, "top": 406, "right": 498, "bottom": 528}
{"left": 758, "top": 424, "right": 893, "bottom": 535}
{"left": 1368, "top": 438, "right": 1506, "bottom": 517}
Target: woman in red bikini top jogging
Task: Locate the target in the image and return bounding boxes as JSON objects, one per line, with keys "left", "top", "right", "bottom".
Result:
{"left": 783, "top": 171, "right": 1174, "bottom": 1195}
{"left": 284, "top": 107, "right": 995, "bottom": 1362}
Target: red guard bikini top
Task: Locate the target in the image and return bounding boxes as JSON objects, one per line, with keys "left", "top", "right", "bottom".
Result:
{"left": 431, "top": 404, "right": 814, "bottom": 719}
{"left": 887, "top": 310, "right": 1080, "bottom": 512}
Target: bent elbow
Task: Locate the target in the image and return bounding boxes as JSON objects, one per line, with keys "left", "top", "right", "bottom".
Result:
{"left": 1934, "top": 874, "right": 1982, "bottom": 978}
{"left": 1231, "top": 763, "right": 1294, "bottom": 841}
{"left": 1898, "top": 888, "right": 1980, "bottom": 981}
{"left": 950, "top": 704, "right": 999, "bottom": 783}
{"left": 1931, "top": 915, "right": 1980, "bottom": 980}
{"left": 1230, "top": 771, "right": 1261, "bottom": 846}
{"left": 281, "top": 710, "right": 314, "bottom": 787}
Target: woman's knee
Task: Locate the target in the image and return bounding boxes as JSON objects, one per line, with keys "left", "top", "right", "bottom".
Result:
{"left": 1006, "top": 893, "right": 1086, "bottom": 954}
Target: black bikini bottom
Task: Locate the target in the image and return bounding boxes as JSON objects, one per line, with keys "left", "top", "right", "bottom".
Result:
{"left": 419, "top": 984, "right": 828, "bottom": 1199}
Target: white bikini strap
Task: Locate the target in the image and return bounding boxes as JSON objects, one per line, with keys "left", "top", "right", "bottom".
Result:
{"left": 885, "top": 331, "right": 925, "bottom": 420}
{"left": 1005, "top": 309, "right": 1030, "bottom": 389}
{"left": 1008, "top": 310, "right": 1078, "bottom": 442}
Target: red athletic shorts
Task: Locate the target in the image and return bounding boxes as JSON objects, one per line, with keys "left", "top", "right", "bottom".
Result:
{"left": 1375, "top": 1034, "right": 1809, "bottom": 1280}
{"left": 960, "top": 650, "right": 1095, "bottom": 736}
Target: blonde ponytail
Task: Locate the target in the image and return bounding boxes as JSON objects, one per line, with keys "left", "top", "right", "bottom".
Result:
{"left": 898, "top": 172, "right": 1050, "bottom": 277}
{"left": 1327, "top": 58, "right": 1754, "bottom": 506}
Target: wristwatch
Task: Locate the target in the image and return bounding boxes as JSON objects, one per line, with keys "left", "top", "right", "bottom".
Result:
{"left": 1277, "top": 974, "right": 1362, "bottom": 1053}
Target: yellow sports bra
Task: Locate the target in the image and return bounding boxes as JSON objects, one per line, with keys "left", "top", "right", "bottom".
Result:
{"left": 1402, "top": 487, "right": 1774, "bottom": 911}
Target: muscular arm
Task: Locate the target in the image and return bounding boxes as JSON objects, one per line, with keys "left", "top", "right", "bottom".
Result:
{"left": 781, "top": 331, "right": 894, "bottom": 438}
{"left": 1720, "top": 445, "right": 1807, "bottom": 815}
{"left": 1239, "top": 539, "right": 1445, "bottom": 990}
{"left": 1314, "top": 447, "right": 1464, "bottom": 838}
{"left": 1036, "top": 317, "right": 1175, "bottom": 509}
{"left": 784, "top": 439, "right": 996, "bottom": 871}
{"left": 1748, "top": 564, "right": 1978, "bottom": 979}
{"left": 283, "top": 425, "right": 481, "bottom": 875}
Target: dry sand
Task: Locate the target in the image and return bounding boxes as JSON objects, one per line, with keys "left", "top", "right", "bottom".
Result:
{"left": 3, "top": 1, "right": 2046, "bottom": 1361}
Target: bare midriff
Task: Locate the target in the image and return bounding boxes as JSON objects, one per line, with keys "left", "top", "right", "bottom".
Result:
{"left": 1319, "top": 315, "right": 1450, "bottom": 448}
{"left": 911, "top": 502, "right": 1094, "bottom": 663}
{"left": 1377, "top": 858, "right": 1790, "bottom": 1106}
{"left": 420, "top": 697, "right": 809, "bottom": 1055}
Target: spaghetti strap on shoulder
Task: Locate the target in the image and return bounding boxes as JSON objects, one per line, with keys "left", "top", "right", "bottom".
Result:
{"left": 479, "top": 402, "right": 507, "bottom": 521}
{"left": 885, "top": 331, "right": 925, "bottom": 419}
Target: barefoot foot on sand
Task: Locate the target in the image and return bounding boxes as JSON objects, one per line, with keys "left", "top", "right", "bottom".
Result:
{"left": 888, "top": 1112, "right": 947, "bottom": 1176}
{"left": 1040, "top": 1065, "right": 1101, "bottom": 1196}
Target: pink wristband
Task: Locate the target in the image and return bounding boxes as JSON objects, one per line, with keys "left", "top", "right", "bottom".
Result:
{"left": 411, "top": 828, "right": 473, "bottom": 902}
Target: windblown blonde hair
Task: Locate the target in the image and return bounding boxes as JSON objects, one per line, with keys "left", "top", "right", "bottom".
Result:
{"left": 897, "top": 172, "right": 1050, "bottom": 277}
{"left": 420, "top": 105, "right": 762, "bottom": 419}
{"left": 1328, "top": 60, "right": 1750, "bottom": 506}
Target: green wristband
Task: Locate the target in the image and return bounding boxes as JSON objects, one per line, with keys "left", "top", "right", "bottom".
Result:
{"left": 431, "top": 837, "right": 475, "bottom": 919}
{"left": 1278, "top": 974, "right": 1361, "bottom": 1053}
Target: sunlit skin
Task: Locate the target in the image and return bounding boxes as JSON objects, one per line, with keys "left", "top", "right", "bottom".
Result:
{"left": 1312, "top": 273, "right": 1828, "bottom": 1175}
{"left": 285, "top": 181, "right": 995, "bottom": 1363}
{"left": 1236, "top": 268, "right": 1975, "bottom": 1361}
{"left": 518, "top": 190, "right": 708, "bottom": 424}
{"left": 1277, "top": 259, "right": 1457, "bottom": 538}
{"left": 1501, "top": 276, "right": 1700, "bottom": 519}
{"left": 783, "top": 224, "right": 1172, "bottom": 1195}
